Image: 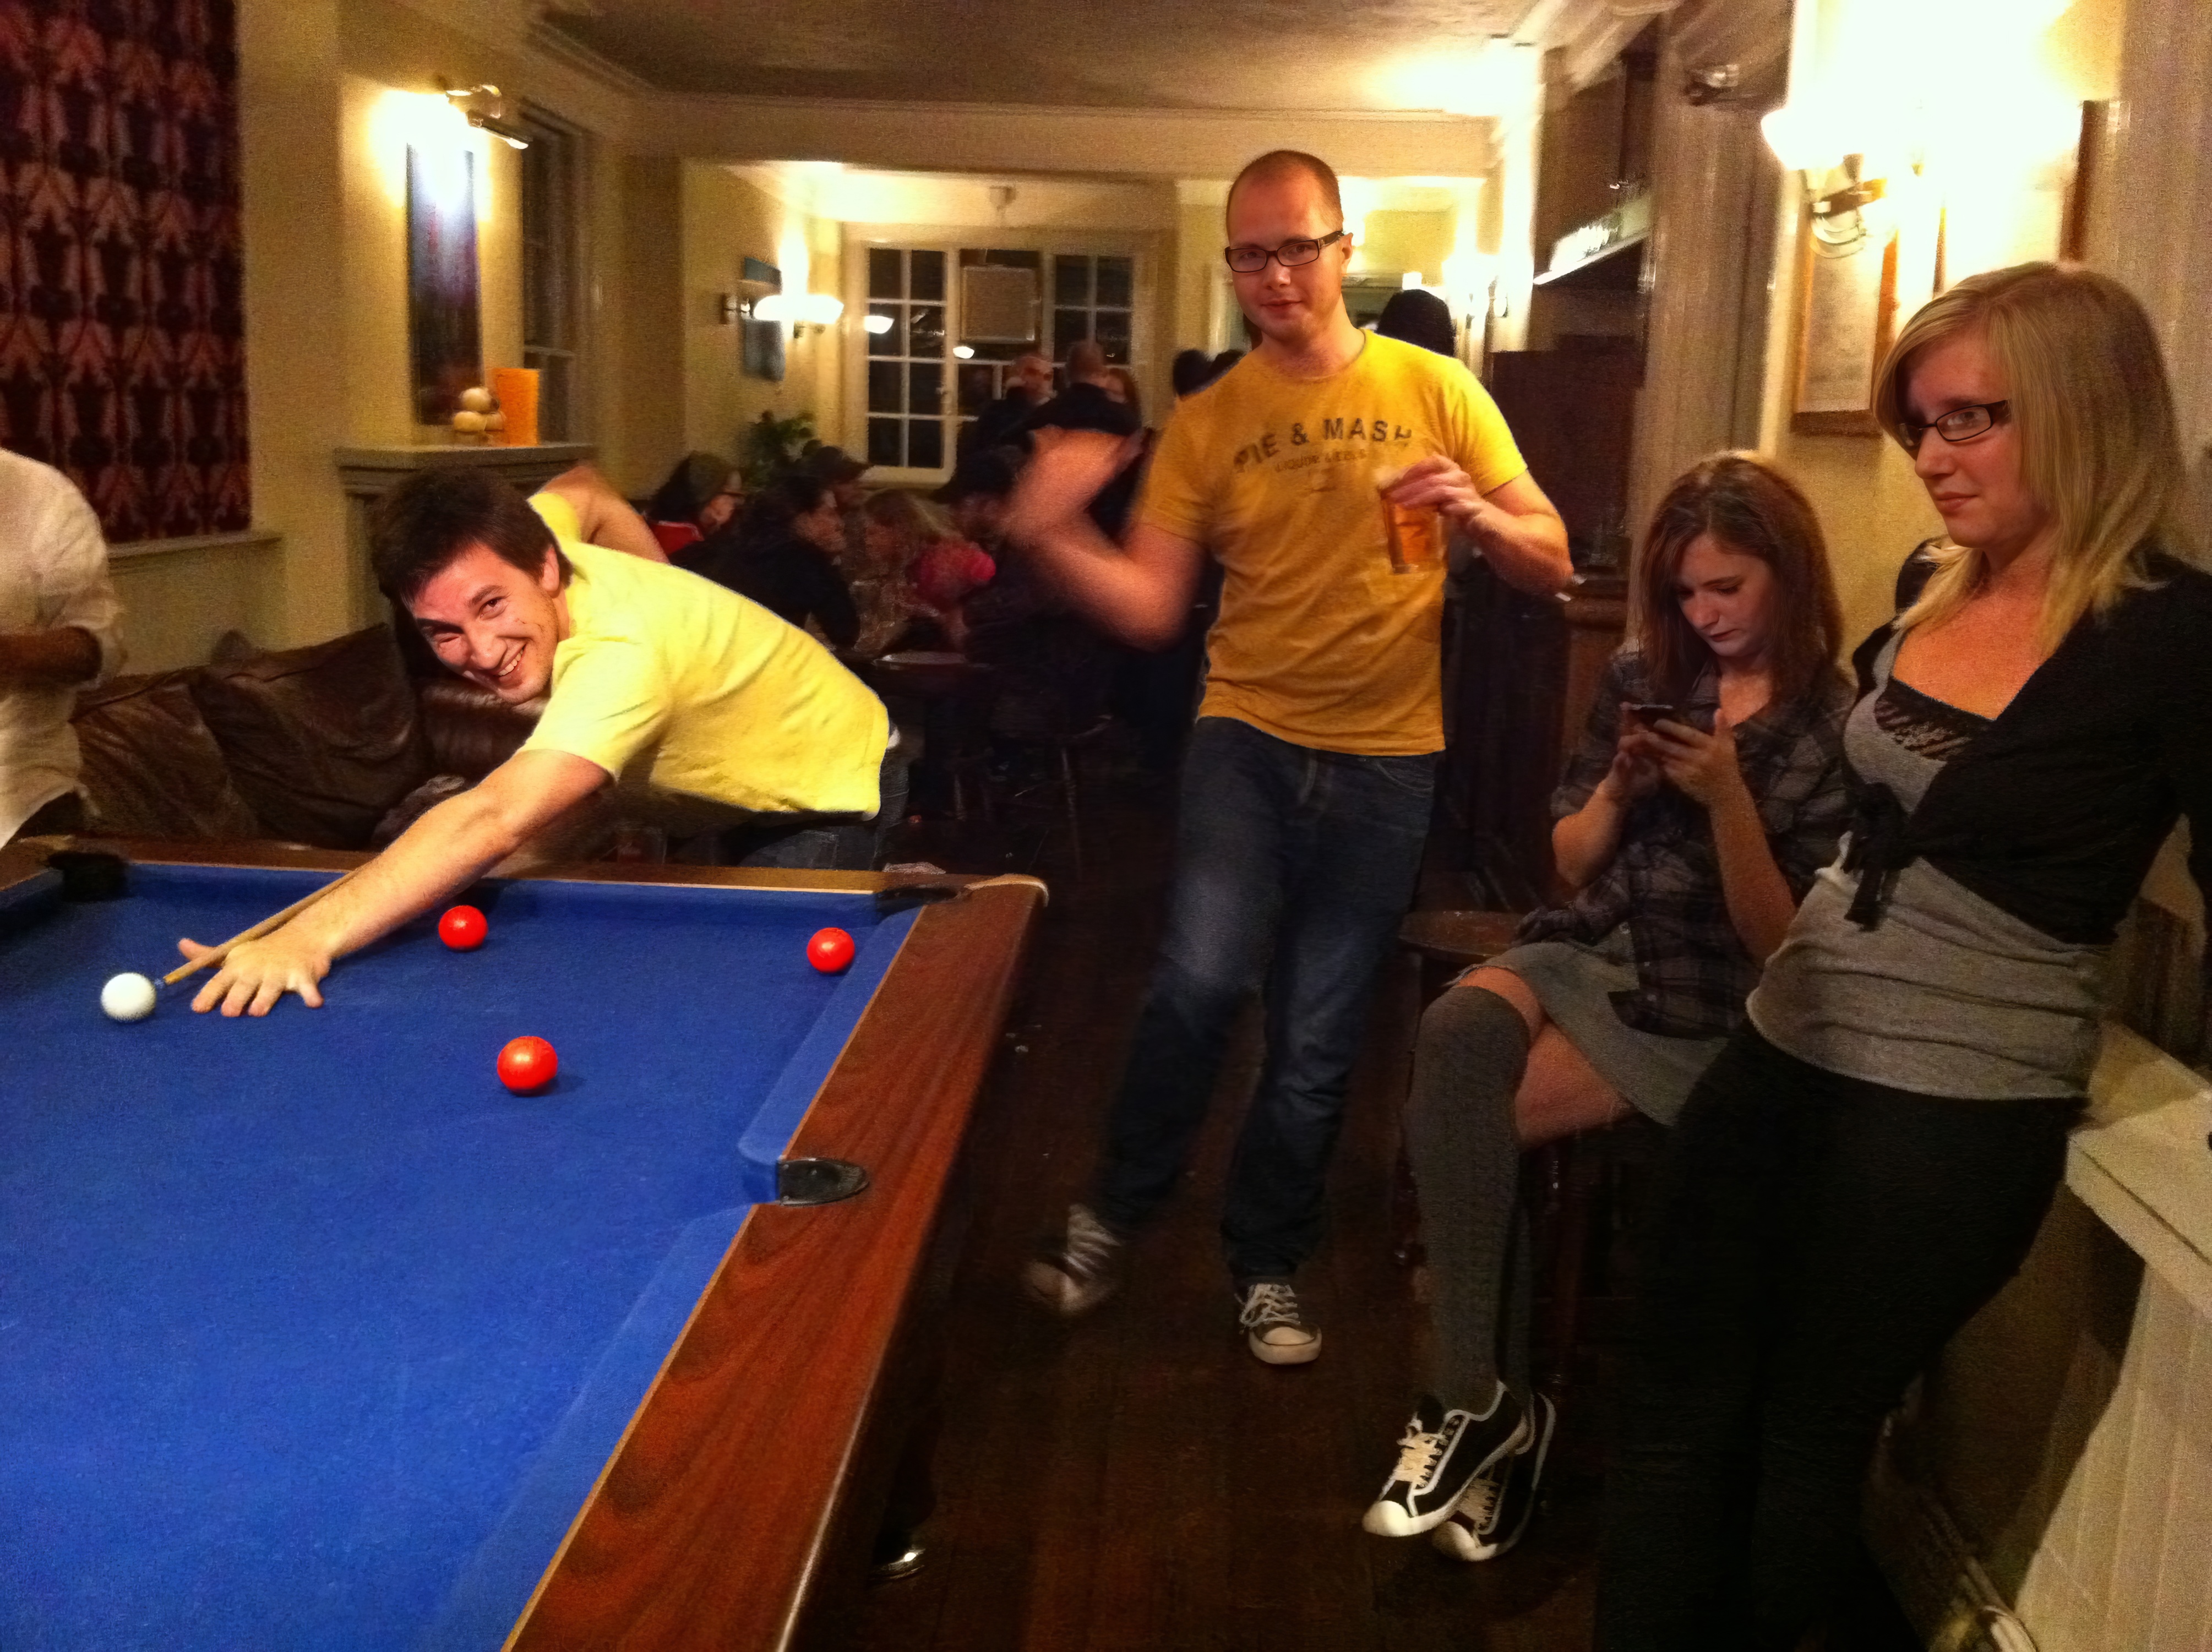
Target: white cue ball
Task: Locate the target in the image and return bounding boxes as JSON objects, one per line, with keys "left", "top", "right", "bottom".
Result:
{"left": 101, "top": 972, "right": 157, "bottom": 1023}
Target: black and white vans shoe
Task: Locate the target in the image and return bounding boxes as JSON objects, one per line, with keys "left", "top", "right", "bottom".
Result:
{"left": 1361, "top": 1384, "right": 1528, "bottom": 1538}
{"left": 1432, "top": 1391, "right": 1556, "bottom": 1562}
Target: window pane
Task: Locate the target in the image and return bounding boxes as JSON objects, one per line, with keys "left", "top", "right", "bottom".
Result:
{"left": 867, "top": 417, "right": 904, "bottom": 467}
{"left": 957, "top": 362, "right": 997, "bottom": 414}
{"left": 868, "top": 248, "right": 903, "bottom": 300}
{"left": 1053, "top": 307, "right": 1088, "bottom": 358}
{"left": 910, "top": 250, "right": 946, "bottom": 302}
{"left": 1054, "top": 255, "right": 1092, "bottom": 307}
{"left": 909, "top": 306, "right": 945, "bottom": 358}
{"left": 868, "top": 361, "right": 903, "bottom": 414}
{"left": 1096, "top": 256, "right": 1134, "bottom": 308}
{"left": 907, "top": 417, "right": 943, "bottom": 471}
{"left": 867, "top": 307, "right": 904, "bottom": 357}
{"left": 1095, "top": 310, "right": 1132, "bottom": 363}
{"left": 909, "top": 362, "right": 943, "bottom": 415}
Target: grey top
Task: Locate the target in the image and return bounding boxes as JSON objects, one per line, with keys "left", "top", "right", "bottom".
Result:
{"left": 1748, "top": 633, "right": 2108, "bottom": 1100}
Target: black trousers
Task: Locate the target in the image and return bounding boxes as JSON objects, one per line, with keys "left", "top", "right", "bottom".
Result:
{"left": 1596, "top": 1027, "right": 2075, "bottom": 1651}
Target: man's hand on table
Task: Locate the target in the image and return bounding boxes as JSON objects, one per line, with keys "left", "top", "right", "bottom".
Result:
{"left": 178, "top": 929, "right": 334, "bottom": 1017}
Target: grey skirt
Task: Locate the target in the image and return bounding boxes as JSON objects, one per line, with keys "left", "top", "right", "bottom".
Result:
{"left": 1459, "top": 926, "right": 1725, "bottom": 1126}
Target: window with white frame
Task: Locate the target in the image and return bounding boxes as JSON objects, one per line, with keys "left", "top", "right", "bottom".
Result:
{"left": 859, "top": 241, "right": 1145, "bottom": 475}
{"left": 864, "top": 248, "right": 947, "bottom": 472}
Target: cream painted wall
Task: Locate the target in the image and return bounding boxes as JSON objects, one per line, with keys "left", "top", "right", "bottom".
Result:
{"left": 1353, "top": 209, "right": 1453, "bottom": 283}
{"left": 1172, "top": 201, "right": 1223, "bottom": 356}
{"left": 678, "top": 164, "right": 841, "bottom": 466}
{"left": 612, "top": 154, "right": 684, "bottom": 495}
{"left": 1763, "top": 0, "right": 2124, "bottom": 648}
{"left": 110, "top": 542, "right": 287, "bottom": 673}
{"left": 235, "top": 0, "right": 351, "bottom": 662}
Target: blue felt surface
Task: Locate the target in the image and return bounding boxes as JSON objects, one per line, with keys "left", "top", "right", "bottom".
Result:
{"left": 0, "top": 864, "right": 913, "bottom": 1651}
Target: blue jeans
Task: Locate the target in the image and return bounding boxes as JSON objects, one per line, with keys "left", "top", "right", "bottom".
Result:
{"left": 1094, "top": 716, "right": 1437, "bottom": 1285}
{"left": 723, "top": 744, "right": 910, "bottom": 871}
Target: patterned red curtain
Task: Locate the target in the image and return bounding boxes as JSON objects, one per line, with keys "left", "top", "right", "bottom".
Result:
{"left": 0, "top": 0, "right": 248, "bottom": 543}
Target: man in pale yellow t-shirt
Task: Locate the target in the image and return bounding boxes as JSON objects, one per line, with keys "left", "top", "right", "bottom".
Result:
{"left": 1010, "top": 150, "right": 1571, "bottom": 1366}
{"left": 178, "top": 468, "right": 890, "bottom": 1017}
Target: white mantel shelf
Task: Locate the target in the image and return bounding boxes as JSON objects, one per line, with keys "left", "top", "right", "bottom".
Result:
{"left": 333, "top": 443, "right": 596, "bottom": 498}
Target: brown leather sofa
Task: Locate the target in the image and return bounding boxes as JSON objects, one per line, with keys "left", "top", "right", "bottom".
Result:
{"left": 72, "top": 625, "right": 536, "bottom": 849}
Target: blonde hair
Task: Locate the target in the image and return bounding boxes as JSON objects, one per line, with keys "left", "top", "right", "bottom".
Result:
{"left": 861, "top": 488, "right": 955, "bottom": 542}
{"left": 1872, "top": 263, "right": 2193, "bottom": 651}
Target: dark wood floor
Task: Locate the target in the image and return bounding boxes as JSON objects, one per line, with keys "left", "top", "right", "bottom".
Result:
{"left": 851, "top": 750, "right": 1609, "bottom": 1651}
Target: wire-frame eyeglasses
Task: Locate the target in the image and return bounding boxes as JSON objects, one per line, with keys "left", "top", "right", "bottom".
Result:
{"left": 1898, "top": 400, "right": 2010, "bottom": 451}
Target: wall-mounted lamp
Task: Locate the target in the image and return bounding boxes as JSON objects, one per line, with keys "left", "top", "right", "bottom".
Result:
{"left": 749, "top": 292, "right": 845, "bottom": 334}
{"left": 443, "top": 84, "right": 530, "bottom": 149}
{"left": 1761, "top": 94, "right": 1914, "bottom": 253}
{"left": 862, "top": 313, "right": 895, "bottom": 336}
{"left": 952, "top": 345, "right": 976, "bottom": 360}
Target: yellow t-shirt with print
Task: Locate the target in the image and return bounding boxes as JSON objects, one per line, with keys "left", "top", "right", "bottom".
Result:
{"left": 1137, "top": 331, "right": 1527, "bottom": 755}
{"left": 519, "top": 535, "right": 889, "bottom": 816}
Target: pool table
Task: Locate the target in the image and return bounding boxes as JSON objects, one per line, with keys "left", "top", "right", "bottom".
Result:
{"left": 0, "top": 838, "right": 1043, "bottom": 1651}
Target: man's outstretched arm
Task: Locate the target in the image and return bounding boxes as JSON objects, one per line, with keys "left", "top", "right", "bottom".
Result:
{"left": 537, "top": 465, "right": 669, "bottom": 563}
{"left": 1003, "top": 430, "right": 1205, "bottom": 650}
{"left": 178, "top": 749, "right": 609, "bottom": 1017}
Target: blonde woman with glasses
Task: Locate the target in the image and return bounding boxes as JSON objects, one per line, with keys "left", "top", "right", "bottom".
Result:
{"left": 1597, "top": 263, "right": 2212, "bottom": 1650}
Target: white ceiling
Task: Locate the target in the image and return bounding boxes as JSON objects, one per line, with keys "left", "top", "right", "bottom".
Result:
{"left": 541, "top": 0, "right": 1546, "bottom": 113}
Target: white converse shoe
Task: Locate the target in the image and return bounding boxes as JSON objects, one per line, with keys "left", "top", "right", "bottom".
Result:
{"left": 1022, "top": 1204, "right": 1127, "bottom": 1318}
{"left": 1236, "top": 1279, "right": 1321, "bottom": 1365}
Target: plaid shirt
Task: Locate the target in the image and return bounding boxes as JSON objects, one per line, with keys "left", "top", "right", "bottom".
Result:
{"left": 1516, "top": 643, "right": 1854, "bottom": 1038}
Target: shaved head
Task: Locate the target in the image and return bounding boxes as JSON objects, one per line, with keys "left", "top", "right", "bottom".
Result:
{"left": 1226, "top": 150, "right": 1343, "bottom": 231}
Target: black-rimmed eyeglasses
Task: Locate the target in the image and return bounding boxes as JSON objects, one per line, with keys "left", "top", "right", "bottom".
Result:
{"left": 1898, "top": 400, "right": 2009, "bottom": 451}
{"left": 1223, "top": 230, "right": 1347, "bottom": 274}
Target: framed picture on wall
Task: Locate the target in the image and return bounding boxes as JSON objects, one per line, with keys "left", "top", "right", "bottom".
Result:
{"left": 407, "top": 145, "right": 482, "bottom": 426}
{"left": 1791, "top": 205, "right": 1899, "bottom": 437}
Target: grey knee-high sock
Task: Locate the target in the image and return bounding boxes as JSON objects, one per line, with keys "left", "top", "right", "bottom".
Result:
{"left": 1403, "top": 985, "right": 1529, "bottom": 1414}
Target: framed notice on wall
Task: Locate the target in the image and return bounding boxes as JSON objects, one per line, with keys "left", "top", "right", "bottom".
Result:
{"left": 1791, "top": 209, "right": 1899, "bottom": 437}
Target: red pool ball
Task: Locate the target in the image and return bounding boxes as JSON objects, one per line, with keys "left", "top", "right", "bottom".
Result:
{"left": 438, "top": 904, "right": 487, "bottom": 951}
{"left": 807, "top": 926, "right": 856, "bottom": 974}
{"left": 497, "top": 1035, "right": 558, "bottom": 1094}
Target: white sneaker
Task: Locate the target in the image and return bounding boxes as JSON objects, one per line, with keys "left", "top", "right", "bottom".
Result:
{"left": 1236, "top": 1280, "right": 1321, "bottom": 1365}
{"left": 1433, "top": 1392, "right": 1555, "bottom": 1562}
{"left": 1362, "top": 1385, "right": 1528, "bottom": 1537}
{"left": 1022, "top": 1204, "right": 1127, "bottom": 1318}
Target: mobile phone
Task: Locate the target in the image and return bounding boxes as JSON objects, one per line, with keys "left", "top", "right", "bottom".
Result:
{"left": 1626, "top": 701, "right": 1679, "bottom": 722}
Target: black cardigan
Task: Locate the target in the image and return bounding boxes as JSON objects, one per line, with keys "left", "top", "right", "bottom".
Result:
{"left": 1843, "top": 549, "right": 2212, "bottom": 945}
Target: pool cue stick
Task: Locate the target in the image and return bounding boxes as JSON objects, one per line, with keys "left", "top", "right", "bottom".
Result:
{"left": 160, "top": 864, "right": 370, "bottom": 988}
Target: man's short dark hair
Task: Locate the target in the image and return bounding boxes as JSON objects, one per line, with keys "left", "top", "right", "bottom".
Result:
{"left": 1225, "top": 150, "right": 1343, "bottom": 230}
{"left": 369, "top": 470, "right": 566, "bottom": 605}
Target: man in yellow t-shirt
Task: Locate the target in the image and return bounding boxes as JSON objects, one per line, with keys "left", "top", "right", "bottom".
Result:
{"left": 1010, "top": 150, "right": 1570, "bottom": 1365}
{"left": 179, "top": 468, "right": 891, "bottom": 1017}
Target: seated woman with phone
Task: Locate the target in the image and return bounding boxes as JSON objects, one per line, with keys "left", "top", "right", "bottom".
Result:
{"left": 1361, "top": 452, "right": 1855, "bottom": 1564}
